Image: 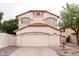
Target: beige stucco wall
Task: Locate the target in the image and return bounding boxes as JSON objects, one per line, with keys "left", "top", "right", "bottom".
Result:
{"left": 0, "top": 33, "right": 16, "bottom": 49}
{"left": 71, "top": 35, "right": 77, "bottom": 43}
{"left": 43, "top": 13, "right": 58, "bottom": 20}
{"left": 0, "top": 33, "right": 8, "bottom": 48}
{"left": 16, "top": 27, "right": 60, "bottom": 35}
{"left": 8, "top": 34, "right": 16, "bottom": 46}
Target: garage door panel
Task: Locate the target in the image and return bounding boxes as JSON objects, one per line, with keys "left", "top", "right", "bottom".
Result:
{"left": 21, "top": 34, "right": 48, "bottom": 46}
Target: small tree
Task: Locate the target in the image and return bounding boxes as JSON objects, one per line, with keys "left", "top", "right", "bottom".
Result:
{"left": 59, "top": 3, "right": 79, "bottom": 46}
{"left": 0, "top": 10, "right": 3, "bottom": 31}
{"left": 2, "top": 18, "right": 18, "bottom": 35}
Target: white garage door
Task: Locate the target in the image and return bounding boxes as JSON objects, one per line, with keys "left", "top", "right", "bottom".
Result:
{"left": 21, "top": 33, "right": 49, "bottom": 46}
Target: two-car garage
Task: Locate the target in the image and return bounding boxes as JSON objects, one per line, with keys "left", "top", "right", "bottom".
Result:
{"left": 16, "top": 23, "right": 60, "bottom": 47}
{"left": 17, "top": 32, "right": 60, "bottom": 46}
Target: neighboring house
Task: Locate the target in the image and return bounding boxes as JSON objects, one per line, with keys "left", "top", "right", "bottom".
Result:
{"left": 63, "top": 29, "right": 77, "bottom": 44}
{"left": 15, "top": 10, "right": 61, "bottom": 46}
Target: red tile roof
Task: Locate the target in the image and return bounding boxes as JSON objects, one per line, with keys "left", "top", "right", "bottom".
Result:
{"left": 16, "top": 10, "right": 59, "bottom": 18}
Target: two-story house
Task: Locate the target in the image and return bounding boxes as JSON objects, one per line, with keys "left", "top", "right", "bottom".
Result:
{"left": 15, "top": 10, "right": 61, "bottom": 46}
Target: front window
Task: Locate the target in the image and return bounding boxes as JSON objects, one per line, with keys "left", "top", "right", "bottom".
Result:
{"left": 44, "top": 17, "right": 57, "bottom": 25}
{"left": 21, "top": 17, "right": 31, "bottom": 24}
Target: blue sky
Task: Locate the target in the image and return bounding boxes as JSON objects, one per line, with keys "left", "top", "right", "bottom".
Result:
{"left": 0, "top": 0, "right": 79, "bottom": 21}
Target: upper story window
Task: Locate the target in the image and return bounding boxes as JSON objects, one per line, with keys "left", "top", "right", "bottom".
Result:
{"left": 20, "top": 17, "right": 31, "bottom": 24}
{"left": 44, "top": 17, "right": 57, "bottom": 25}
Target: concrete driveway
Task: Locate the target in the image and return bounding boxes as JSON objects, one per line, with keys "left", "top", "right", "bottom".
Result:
{"left": 10, "top": 47, "right": 58, "bottom": 56}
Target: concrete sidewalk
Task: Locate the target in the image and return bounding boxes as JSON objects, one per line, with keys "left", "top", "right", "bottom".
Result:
{"left": 10, "top": 47, "right": 59, "bottom": 56}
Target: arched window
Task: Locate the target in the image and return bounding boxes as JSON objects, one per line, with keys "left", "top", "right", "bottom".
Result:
{"left": 44, "top": 17, "right": 57, "bottom": 25}
{"left": 20, "top": 17, "right": 31, "bottom": 24}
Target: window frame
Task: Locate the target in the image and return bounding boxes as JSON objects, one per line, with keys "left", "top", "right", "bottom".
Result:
{"left": 44, "top": 17, "right": 57, "bottom": 25}
{"left": 20, "top": 17, "right": 32, "bottom": 24}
